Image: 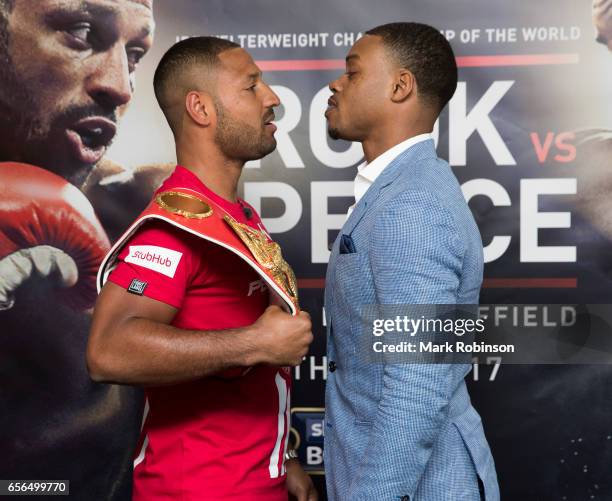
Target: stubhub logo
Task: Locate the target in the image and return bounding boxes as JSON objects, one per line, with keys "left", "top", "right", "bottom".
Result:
{"left": 125, "top": 245, "right": 183, "bottom": 278}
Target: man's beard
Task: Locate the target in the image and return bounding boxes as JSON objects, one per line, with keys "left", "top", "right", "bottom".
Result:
{"left": 0, "top": 26, "right": 47, "bottom": 160}
{"left": 328, "top": 127, "right": 341, "bottom": 140}
{"left": 214, "top": 98, "right": 276, "bottom": 162}
{"left": 0, "top": 96, "right": 117, "bottom": 186}
{"left": 0, "top": 8, "right": 68, "bottom": 170}
{"left": 0, "top": 55, "right": 117, "bottom": 186}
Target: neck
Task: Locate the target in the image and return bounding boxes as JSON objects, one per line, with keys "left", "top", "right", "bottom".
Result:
{"left": 362, "top": 108, "right": 433, "bottom": 163}
{"left": 362, "top": 126, "right": 431, "bottom": 164}
{"left": 176, "top": 138, "right": 243, "bottom": 202}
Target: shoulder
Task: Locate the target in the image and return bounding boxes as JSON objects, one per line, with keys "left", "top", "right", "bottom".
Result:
{"left": 116, "top": 219, "right": 207, "bottom": 281}
{"left": 84, "top": 160, "right": 173, "bottom": 200}
{"left": 126, "top": 219, "right": 204, "bottom": 255}
{"left": 83, "top": 160, "right": 174, "bottom": 241}
{"left": 373, "top": 189, "right": 460, "bottom": 243}
{"left": 575, "top": 128, "right": 612, "bottom": 145}
{"left": 371, "top": 188, "right": 466, "bottom": 257}
{"left": 389, "top": 154, "right": 474, "bottom": 229}
{"left": 394, "top": 153, "right": 459, "bottom": 194}
{"left": 387, "top": 189, "right": 459, "bottom": 228}
{"left": 575, "top": 128, "right": 612, "bottom": 160}
{"left": 132, "top": 163, "right": 174, "bottom": 191}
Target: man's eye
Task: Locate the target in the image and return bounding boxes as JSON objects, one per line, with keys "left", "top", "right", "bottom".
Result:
{"left": 247, "top": 84, "right": 257, "bottom": 92}
{"left": 127, "top": 47, "right": 146, "bottom": 72}
{"left": 66, "top": 22, "right": 92, "bottom": 44}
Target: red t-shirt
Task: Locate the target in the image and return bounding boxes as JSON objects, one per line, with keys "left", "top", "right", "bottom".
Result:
{"left": 108, "top": 166, "right": 291, "bottom": 501}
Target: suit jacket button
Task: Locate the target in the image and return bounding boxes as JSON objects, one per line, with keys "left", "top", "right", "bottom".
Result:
{"left": 328, "top": 361, "right": 337, "bottom": 372}
{"left": 400, "top": 496, "right": 410, "bottom": 501}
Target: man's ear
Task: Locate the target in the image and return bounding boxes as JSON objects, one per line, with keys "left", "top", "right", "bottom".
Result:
{"left": 391, "top": 69, "right": 415, "bottom": 103}
{"left": 185, "top": 91, "right": 214, "bottom": 126}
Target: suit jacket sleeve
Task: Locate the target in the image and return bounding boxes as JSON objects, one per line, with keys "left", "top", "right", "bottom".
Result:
{"left": 348, "top": 190, "right": 470, "bottom": 500}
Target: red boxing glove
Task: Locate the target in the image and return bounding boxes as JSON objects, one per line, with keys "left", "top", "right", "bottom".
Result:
{"left": 0, "top": 162, "right": 111, "bottom": 310}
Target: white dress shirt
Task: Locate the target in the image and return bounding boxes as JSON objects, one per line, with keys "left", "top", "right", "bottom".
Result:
{"left": 348, "top": 133, "right": 432, "bottom": 216}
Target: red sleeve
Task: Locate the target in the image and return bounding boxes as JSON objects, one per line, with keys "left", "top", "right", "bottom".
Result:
{"left": 107, "top": 220, "right": 203, "bottom": 308}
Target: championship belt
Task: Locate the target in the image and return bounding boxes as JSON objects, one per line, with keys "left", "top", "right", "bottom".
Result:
{"left": 97, "top": 187, "right": 299, "bottom": 315}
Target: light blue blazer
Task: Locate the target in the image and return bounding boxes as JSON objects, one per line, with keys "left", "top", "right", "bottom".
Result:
{"left": 324, "top": 139, "right": 499, "bottom": 501}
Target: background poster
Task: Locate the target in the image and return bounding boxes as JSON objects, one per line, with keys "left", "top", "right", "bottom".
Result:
{"left": 1, "top": 0, "right": 611, "bottom": 499}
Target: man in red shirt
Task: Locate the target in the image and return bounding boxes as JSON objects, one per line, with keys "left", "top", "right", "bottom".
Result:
{"left": 87, "top": 36, "right": 317, "bottom": 501}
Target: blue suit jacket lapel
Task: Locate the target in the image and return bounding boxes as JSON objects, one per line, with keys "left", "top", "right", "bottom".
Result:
{"left": 341, "top": 139, "right": 437, "bottom": 236}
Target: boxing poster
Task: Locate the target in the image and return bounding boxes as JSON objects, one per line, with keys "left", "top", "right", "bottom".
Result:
{"left": 1, "top": 0, "right": 610, "bottom": 499}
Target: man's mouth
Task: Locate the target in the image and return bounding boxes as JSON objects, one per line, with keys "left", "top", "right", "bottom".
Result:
{"left": 325, "top": 96, "right": 338, "bottom": 117}
{"left": 263, "top": 113, "right": 277, "bottom": 133}
{"left": 65, "top": 117, "right": 117, "bottom": 165}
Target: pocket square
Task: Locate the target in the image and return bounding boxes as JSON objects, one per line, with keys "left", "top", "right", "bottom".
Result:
{"left": 339, "top": 234, "right": 356, "bottom": 254}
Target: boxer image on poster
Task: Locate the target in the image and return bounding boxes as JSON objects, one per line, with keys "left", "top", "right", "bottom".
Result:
{"left": 0, "top": 1, "right": 170, "bottom": 499}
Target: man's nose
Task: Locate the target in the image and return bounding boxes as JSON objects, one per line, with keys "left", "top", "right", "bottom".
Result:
{"left": 85, "top": 44, "right": 132, "bottom": 110}
{"left": 264, "top": 83, "right": 281, "bottom": 108}
{"left": 329, "top": 76, "right": 342, "bottom": 93}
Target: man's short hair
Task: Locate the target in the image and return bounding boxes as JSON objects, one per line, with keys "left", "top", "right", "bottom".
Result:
{"left": 153, "top": 36, "right": 240, "bottom": 133}
{"left": 366, "top": 22, "right": 457, "bottom": 112}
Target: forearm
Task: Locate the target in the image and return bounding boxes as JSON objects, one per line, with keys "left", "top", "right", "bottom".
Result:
{"left": 88, "top": 283, "right": 312, "bottom": 384}
{"left": 88, "top": 317, "right": 259, "bottom": 385}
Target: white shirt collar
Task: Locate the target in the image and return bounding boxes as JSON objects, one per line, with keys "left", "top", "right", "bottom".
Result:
{"left": 353, "top": 133, "right": 432, "bottom": 204}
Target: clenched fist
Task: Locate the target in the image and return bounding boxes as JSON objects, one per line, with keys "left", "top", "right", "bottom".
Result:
{"left": 251, "top": 305, "right": 314, "bottom": 366}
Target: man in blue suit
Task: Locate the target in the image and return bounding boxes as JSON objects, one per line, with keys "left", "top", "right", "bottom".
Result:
{"left": 323, "top": 23, "right": 499, "bottom": 501}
